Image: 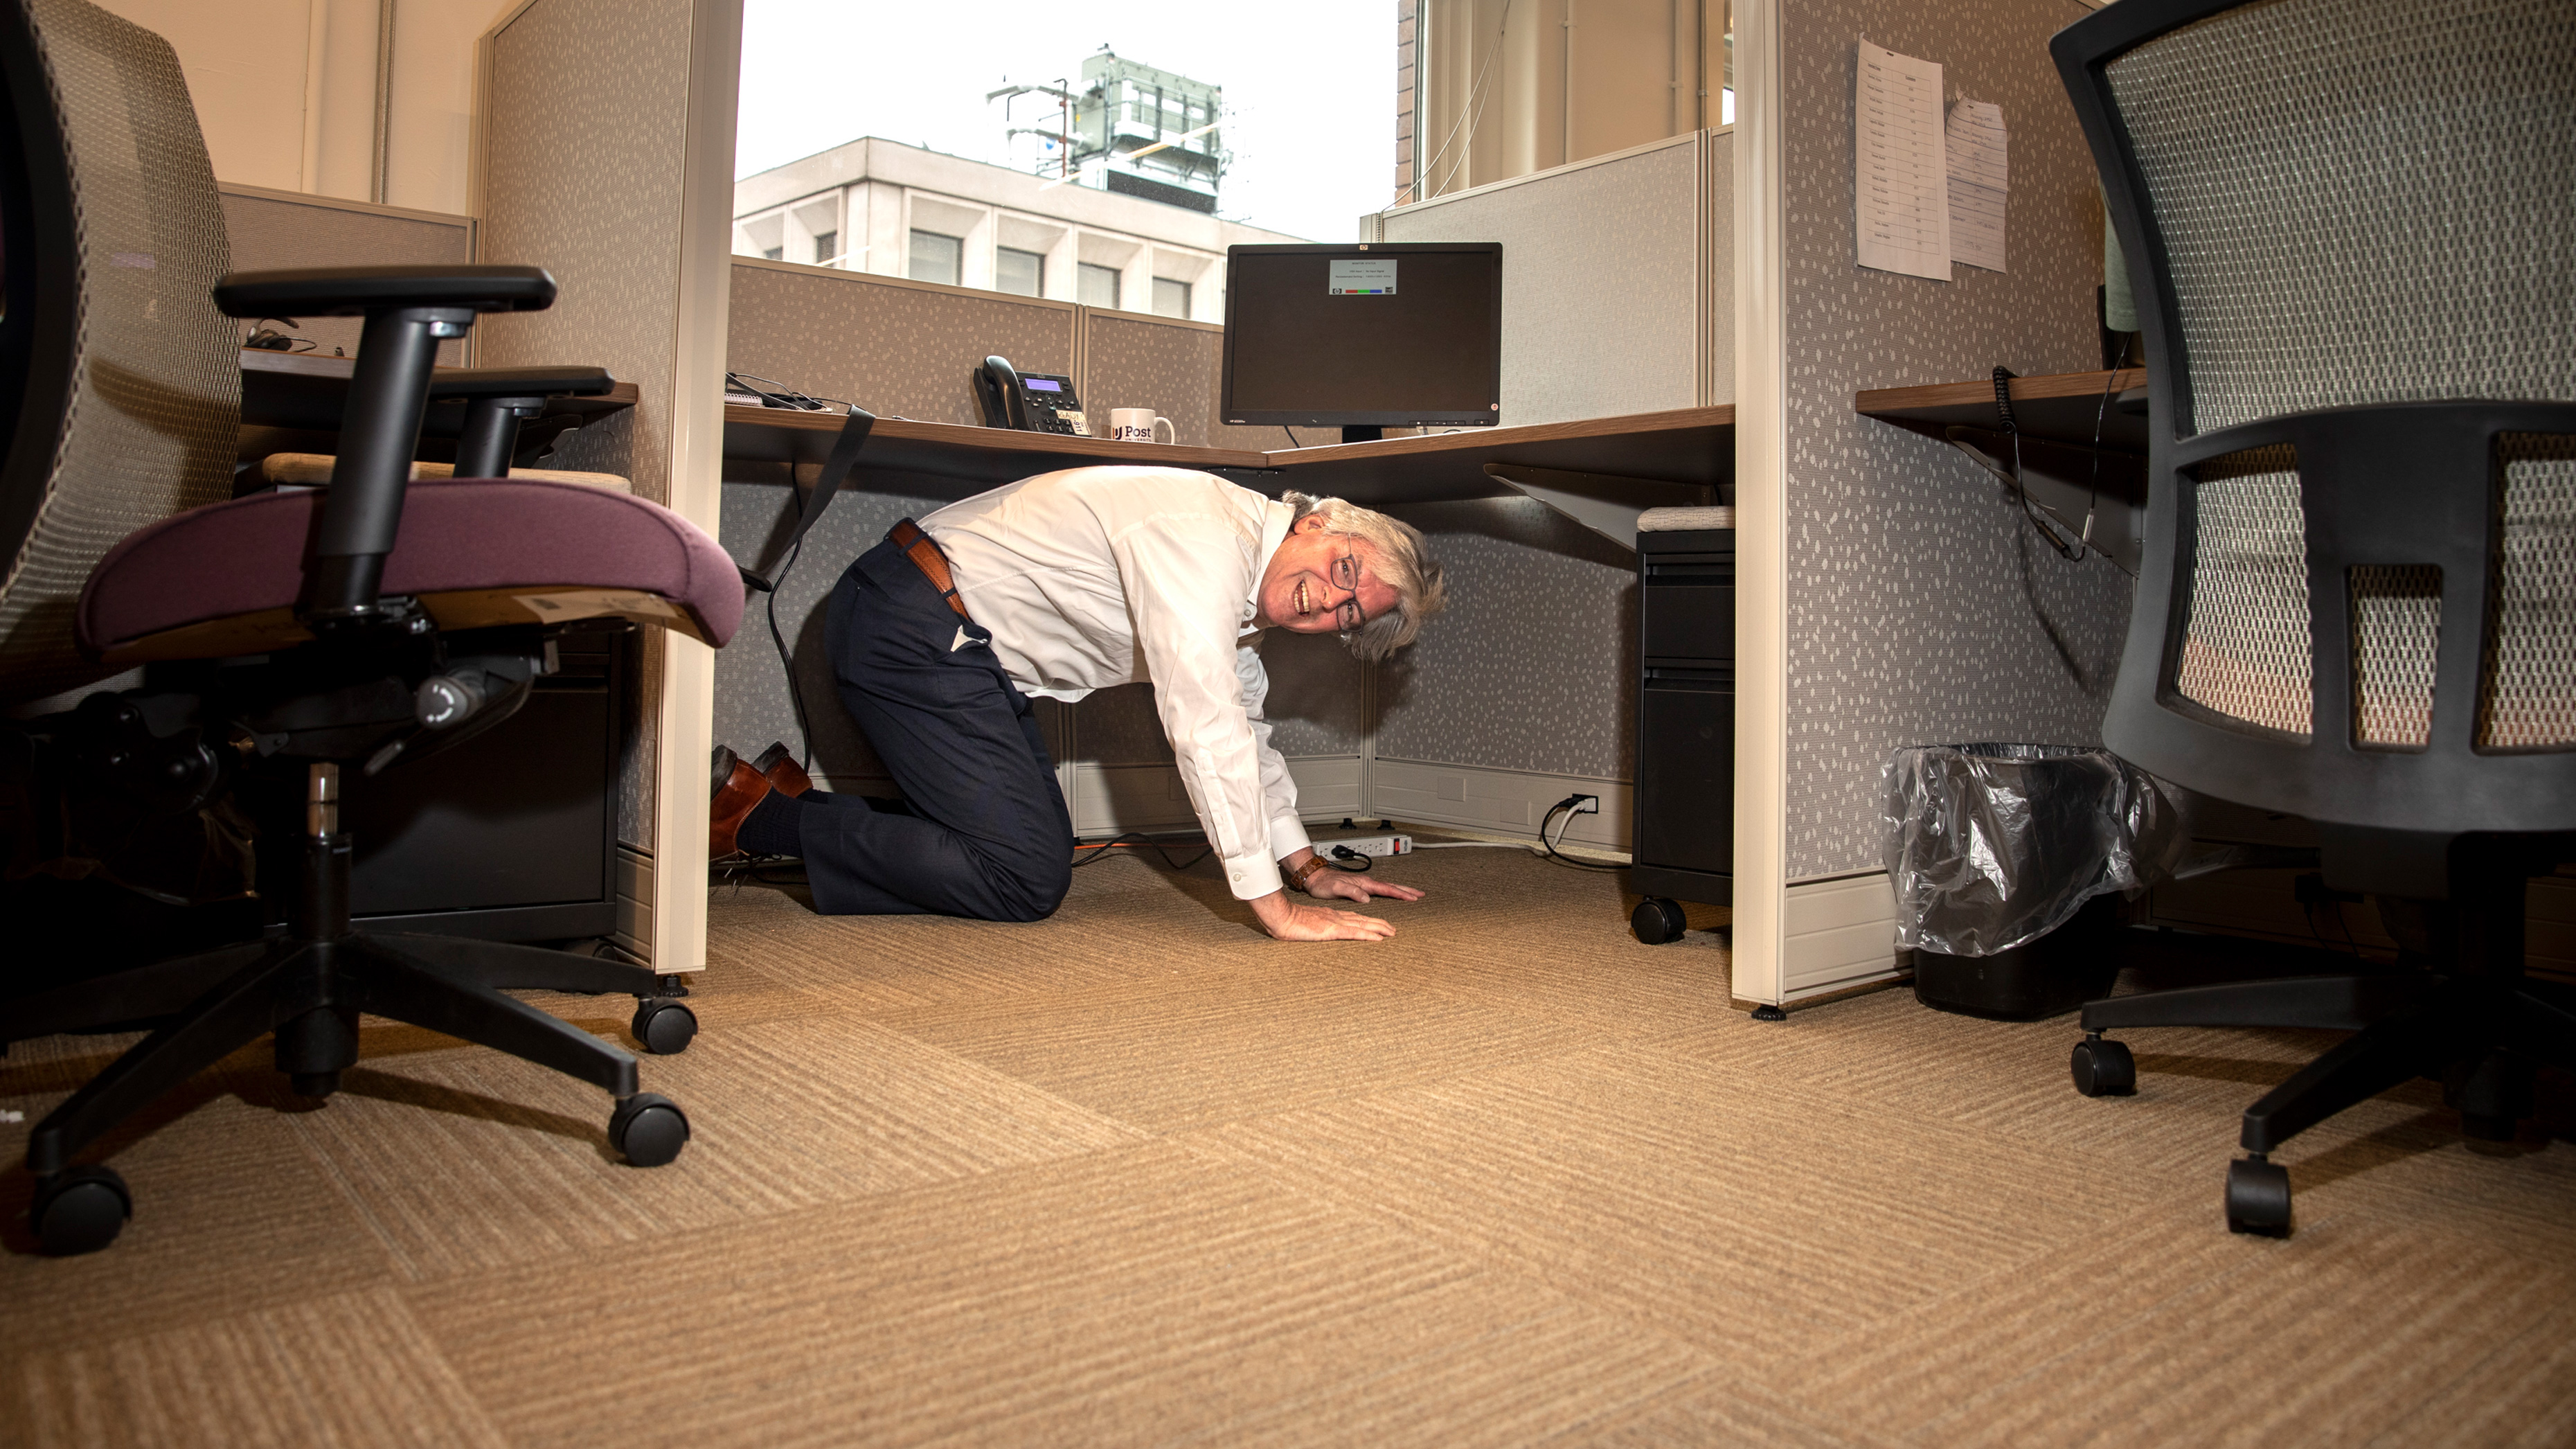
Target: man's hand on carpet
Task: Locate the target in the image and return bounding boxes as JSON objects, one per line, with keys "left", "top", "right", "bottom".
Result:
{"left": 1306, "top": 870, "right": 1425, "bottom": 907}
{"left": 1250, "top": 889, "right": 1397, "bottom": 941}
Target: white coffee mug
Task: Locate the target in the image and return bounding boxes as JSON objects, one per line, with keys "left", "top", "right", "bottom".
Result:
{"left": 1110, "top": 408, "right": 1175, "bottom": 445}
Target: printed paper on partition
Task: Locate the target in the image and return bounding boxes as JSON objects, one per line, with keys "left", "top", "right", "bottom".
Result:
{"left": 1946, "top": 99, "right": 2009, "bottom": 274}
{"left": 1854, "top": 40, "right": 1949, "bottom": 281}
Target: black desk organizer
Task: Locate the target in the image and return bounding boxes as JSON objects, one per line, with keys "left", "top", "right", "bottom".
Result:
{"left": 1629, "top": 528, "right": 1733, "bottom": 943}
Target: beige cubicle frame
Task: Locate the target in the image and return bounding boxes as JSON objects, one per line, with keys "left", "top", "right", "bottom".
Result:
{"left": 1728, "top": 0, "right": 1791, "bottom": 1010}
{"left": 469, "top": 0, "right": 741, "bottom": 974}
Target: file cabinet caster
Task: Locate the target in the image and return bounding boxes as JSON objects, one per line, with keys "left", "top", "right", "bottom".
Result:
{"left": 610, "top": 1093, "right": 690, "bottom": 1167}
{"left": 2226, "top": 1154, "right": 2291, "bottom": 1237}
{"left": 631, "top": 997, "right": 698, "bottom": 1055}
{"left": 2070, "top": 1033, "right": 2135, "bottom": 1096}
{"left": 1631, "top": 897, "right": 1688, "bottom": 945}
{"left": 33, "top": 1164, "right": 131, "bottom": 1256}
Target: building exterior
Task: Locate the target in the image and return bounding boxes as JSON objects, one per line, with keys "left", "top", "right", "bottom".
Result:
{"left": 732, "top": 137, "right": 1306, "bottom": 324}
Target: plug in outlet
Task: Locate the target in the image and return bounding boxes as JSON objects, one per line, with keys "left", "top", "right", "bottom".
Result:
{"left": 1318, "top": 833, "right": 1412, "bottom": 858}
{"left": 1568, "top": 794, "right": 1600, "bottom": 815}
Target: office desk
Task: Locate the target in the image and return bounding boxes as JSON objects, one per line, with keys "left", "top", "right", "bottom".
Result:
{"left": 1856, "top": 368, "right": 2149, "bottom": 573}
{"left": 722, "top": 402, "right": 1735, "bottom": 519}
{"left": 238, "top": 348, "right": 643, "bottom": 462}
{"left": 1854, "top": 368, "right": 2147, "bottom": 452}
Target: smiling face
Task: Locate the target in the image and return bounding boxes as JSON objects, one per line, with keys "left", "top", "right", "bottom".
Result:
{"left": 1255, "top": 514, "right": 1401, "bottom": 635}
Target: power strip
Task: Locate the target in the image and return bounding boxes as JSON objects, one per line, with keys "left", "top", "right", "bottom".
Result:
{"left": 1314, "top": 833, "right": 1413, "bottom": 859}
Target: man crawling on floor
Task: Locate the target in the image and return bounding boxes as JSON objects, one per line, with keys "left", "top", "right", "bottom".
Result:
{"left": 710, "top": 465, "right": 1446, "bottom": 943}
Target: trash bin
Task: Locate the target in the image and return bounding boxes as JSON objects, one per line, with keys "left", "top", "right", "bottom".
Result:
{"left": 1882, "top": 743, "right": 2184, "bottom": 1020}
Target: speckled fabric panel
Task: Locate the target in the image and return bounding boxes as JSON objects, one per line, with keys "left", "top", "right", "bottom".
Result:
{"left": 217, "top": 192, "right": 472, "bottom": 364}
{"left": 1372, "top": 497, "right": 1638, "bottom": 780}
{"left": 2105, "top": 0, "right": 2576, "bottom": 437}
{"left": 476, "top": 0, "right": 696, "bottom": 850}
{"left": 1381, "top": 138, "right": 1700, "bottom": 426}
{"left": 728, "top": 264, "right": 1075, "bottom": 425}
{"left": 1085, "top": 314, "right": 1220, "bottom": 447}
{"left": 1778, "top": 1, "right": 2131, "bottom": 878}
{"left": 0, "top": 0, "right": 238, "bottom": 703}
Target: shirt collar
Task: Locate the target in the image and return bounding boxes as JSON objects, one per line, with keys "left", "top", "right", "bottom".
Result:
{"left": 1246, "top": 498, "right": 1296, "bottom": 622}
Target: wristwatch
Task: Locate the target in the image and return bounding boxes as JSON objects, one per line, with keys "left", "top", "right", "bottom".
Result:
{"left": 1285, "top": 856, "right": 1330, "bottom": 894}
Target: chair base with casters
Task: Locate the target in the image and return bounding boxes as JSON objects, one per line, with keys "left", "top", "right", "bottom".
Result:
{"left": 2069, "top": 850, "right": 2575, "bottom": 1237}
{"left": 5, "top": 265, "right": 742, "bottom": 1256}
{"left": 8, "top": 760, "right": 698, "bottom": 1255}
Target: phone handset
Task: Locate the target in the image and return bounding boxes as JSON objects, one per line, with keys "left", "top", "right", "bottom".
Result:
{"left": 978, "top": 355, "right": 1026, "bottom": 429}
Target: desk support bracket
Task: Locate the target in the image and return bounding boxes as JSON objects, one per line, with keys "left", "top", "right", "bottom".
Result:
{"left": 1482, "top": 463, "right": 1714, "bottom": 551}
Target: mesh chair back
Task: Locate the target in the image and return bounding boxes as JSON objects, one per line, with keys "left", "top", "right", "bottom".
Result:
{"left": 2056, "top": 0, "right": 2576, "bottom": 842}
{"left": 0, "top": 0, "right": 238, "bottom": 704}
{"left": 2104, "top": 0, "right": 2575, "bottom": 437}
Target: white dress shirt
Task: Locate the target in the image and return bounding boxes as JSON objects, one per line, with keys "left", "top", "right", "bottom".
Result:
{"left": 920, "top": 466, "right": 1313, "bottom": 900}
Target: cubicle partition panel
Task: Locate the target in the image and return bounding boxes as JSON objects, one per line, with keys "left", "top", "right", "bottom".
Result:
{"left": 1370, "top": 129, "right": 1728, "bottom": 425}
{"left": 1369, "top": 497, "right": 1639, "bottom": 852}
{"left": 1728, "top": 0, "right": 2134, "bottom": 1007}
{"left": 727, "top": 258, "right": 1077, "bottom": 424}
{"left": 216, "top": 184, "right": 474, "bottom": 364}
{"left": 1082, "top": 311, "right": 1221, "bottom": 448}
{"left": 473, "top": 0, "right": 740, "bottom": 970}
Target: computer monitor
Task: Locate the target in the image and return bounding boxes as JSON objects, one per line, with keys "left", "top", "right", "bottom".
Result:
{"left": 1220, "top": 242, "right": 1502, "bottom": 443}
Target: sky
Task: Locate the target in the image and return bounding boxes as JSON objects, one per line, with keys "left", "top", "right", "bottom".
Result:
{"left": 733, "top": 1, "right": 1399, "bottom": 244}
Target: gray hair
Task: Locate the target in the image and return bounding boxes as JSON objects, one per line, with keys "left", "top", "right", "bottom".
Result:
{"left": 1282, "top": 491, "right": 1446, "bottom": 659}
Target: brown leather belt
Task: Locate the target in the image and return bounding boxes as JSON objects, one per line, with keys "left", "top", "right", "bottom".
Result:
{"left": 889, "top": 519, "right": 972, "bottom": 622}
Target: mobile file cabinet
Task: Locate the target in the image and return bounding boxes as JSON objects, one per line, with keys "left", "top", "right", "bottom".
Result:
{"left": 1629, "top": 527, "right": 1734, "bottom": 943}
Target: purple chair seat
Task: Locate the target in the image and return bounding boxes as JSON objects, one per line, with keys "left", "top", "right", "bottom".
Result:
{"left": 78, "top": 478, "right": 745, "bottom": 665}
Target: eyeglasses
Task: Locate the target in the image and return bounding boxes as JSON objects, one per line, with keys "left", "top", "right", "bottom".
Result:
{"left": 1329, "top": 552, "right": 1366, "bottom": 632}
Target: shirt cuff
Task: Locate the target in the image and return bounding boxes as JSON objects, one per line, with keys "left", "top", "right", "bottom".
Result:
{"left": 1223, "top": 847, "right": 1284, "bottom": 901}
{"left": 1268, "top": 815, "right": 1312, "bottom": 863}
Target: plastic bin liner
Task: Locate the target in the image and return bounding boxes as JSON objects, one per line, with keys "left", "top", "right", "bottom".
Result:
{"left": 1882, "top": 743, "right": 2186, "bottom": 958}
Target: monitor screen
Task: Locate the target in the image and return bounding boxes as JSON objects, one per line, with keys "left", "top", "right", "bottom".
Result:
{"left": 1220, "top": 242, "right": 1502, "bottom": 430}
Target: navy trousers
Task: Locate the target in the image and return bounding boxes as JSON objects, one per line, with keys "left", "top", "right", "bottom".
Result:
{"left": 798, "top": 535, "right": 1074, "bottom": 921}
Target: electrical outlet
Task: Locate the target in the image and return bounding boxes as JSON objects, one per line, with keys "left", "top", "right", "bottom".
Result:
{"left": 1568, "top": 794, "right": 1600, "bottom": 815}
{"left": 1318, "top": 833, "right": 1413, "bottom": 858}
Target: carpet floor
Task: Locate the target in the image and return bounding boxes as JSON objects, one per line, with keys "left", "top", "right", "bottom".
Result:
{"left": 5, "top": 844, "right": 2575, "bottom": 1447}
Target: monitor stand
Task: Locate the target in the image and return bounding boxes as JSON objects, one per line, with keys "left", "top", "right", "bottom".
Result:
{"left": 1340, "top": 425, "right": 1384, "bottom": 444}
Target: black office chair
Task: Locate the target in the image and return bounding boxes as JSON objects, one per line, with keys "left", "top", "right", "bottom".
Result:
{"left": 2050, "top": 0, "right": 2576, "bottom": 1234}
{"left": 1, "top": 0, "right": 741, "bottom": 1254}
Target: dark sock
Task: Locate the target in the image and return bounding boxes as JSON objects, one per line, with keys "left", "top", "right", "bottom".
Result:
{"left": 737, "top": 788, "right": 807, "bottom": 857}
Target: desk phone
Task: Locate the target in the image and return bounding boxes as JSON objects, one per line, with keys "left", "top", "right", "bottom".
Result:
{"left": 974, "top": 355, "right": 1088, "bottom": 436}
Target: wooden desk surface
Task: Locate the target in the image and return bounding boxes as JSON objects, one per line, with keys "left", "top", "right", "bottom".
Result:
{"left": 1856, "top": 368, "right": 2147, "bottom": 453}
{"left": 721, "top": 405, "right": 1268, "bottom": 481}
{"left": 1257, "top": 406, "right": 1734, "bottom": 505}
{"left": 722, "top": 402, "right": 1737, "bottom": 504}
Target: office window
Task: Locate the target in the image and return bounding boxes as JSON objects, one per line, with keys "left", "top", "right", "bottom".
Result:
{"left": 1077, "top": 262, "right": 1120, "bottom": 311}
{"left": 1152, "top": 276, "right": 1190, "bottom": 319}
{"left": 996, "top": 247, "right": 1044, "bottom": 297}
{"left": 909, "top": 229, "right": 963, "bottom": 285}
{"left": 761, "top": 245, "right": 783, "bottom": 260}
{"left": 813, "top": 230, "right": 837, "bottom": 265}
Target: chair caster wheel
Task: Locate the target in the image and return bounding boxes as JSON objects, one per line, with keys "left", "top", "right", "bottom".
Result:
{"left": 1631, "top": 897, "right": 1688, "bottom": 945}
{"left": 2226, "top": 1155, "right": 2291, "bottom": 1236}
{"left": 33, "top": 1166, "right": 132, "bottom": 1256}
{"left": 610, "top": 1092, "right": 690, "bottom": 1167}
{"left": 2070, "top": 1035, "right": 2136, "bottom": 1097}
{"left": 632, "top": 997, "right": 698, "bottom": 1055}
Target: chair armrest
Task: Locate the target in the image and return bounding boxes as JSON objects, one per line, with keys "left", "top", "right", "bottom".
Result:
{"left": 429, "top": 366, "right": 616, "bottom": 399}
{"left": 214, "top": 265, "right": 556, "bottom": 319}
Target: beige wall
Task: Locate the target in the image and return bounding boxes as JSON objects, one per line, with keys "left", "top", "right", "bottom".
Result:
{"left": 93, "top": 0, "right": 514, "bottom": 212}
{"left": 1413, "top": 0, "right": 1728, "bottom": 202}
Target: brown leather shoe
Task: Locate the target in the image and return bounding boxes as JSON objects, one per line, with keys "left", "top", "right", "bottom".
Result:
{"left": 709, "top": 745, "right": 773, "bottom": 858}
{"left": 749, "top": 740, "right": 813, "bottom": 797}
